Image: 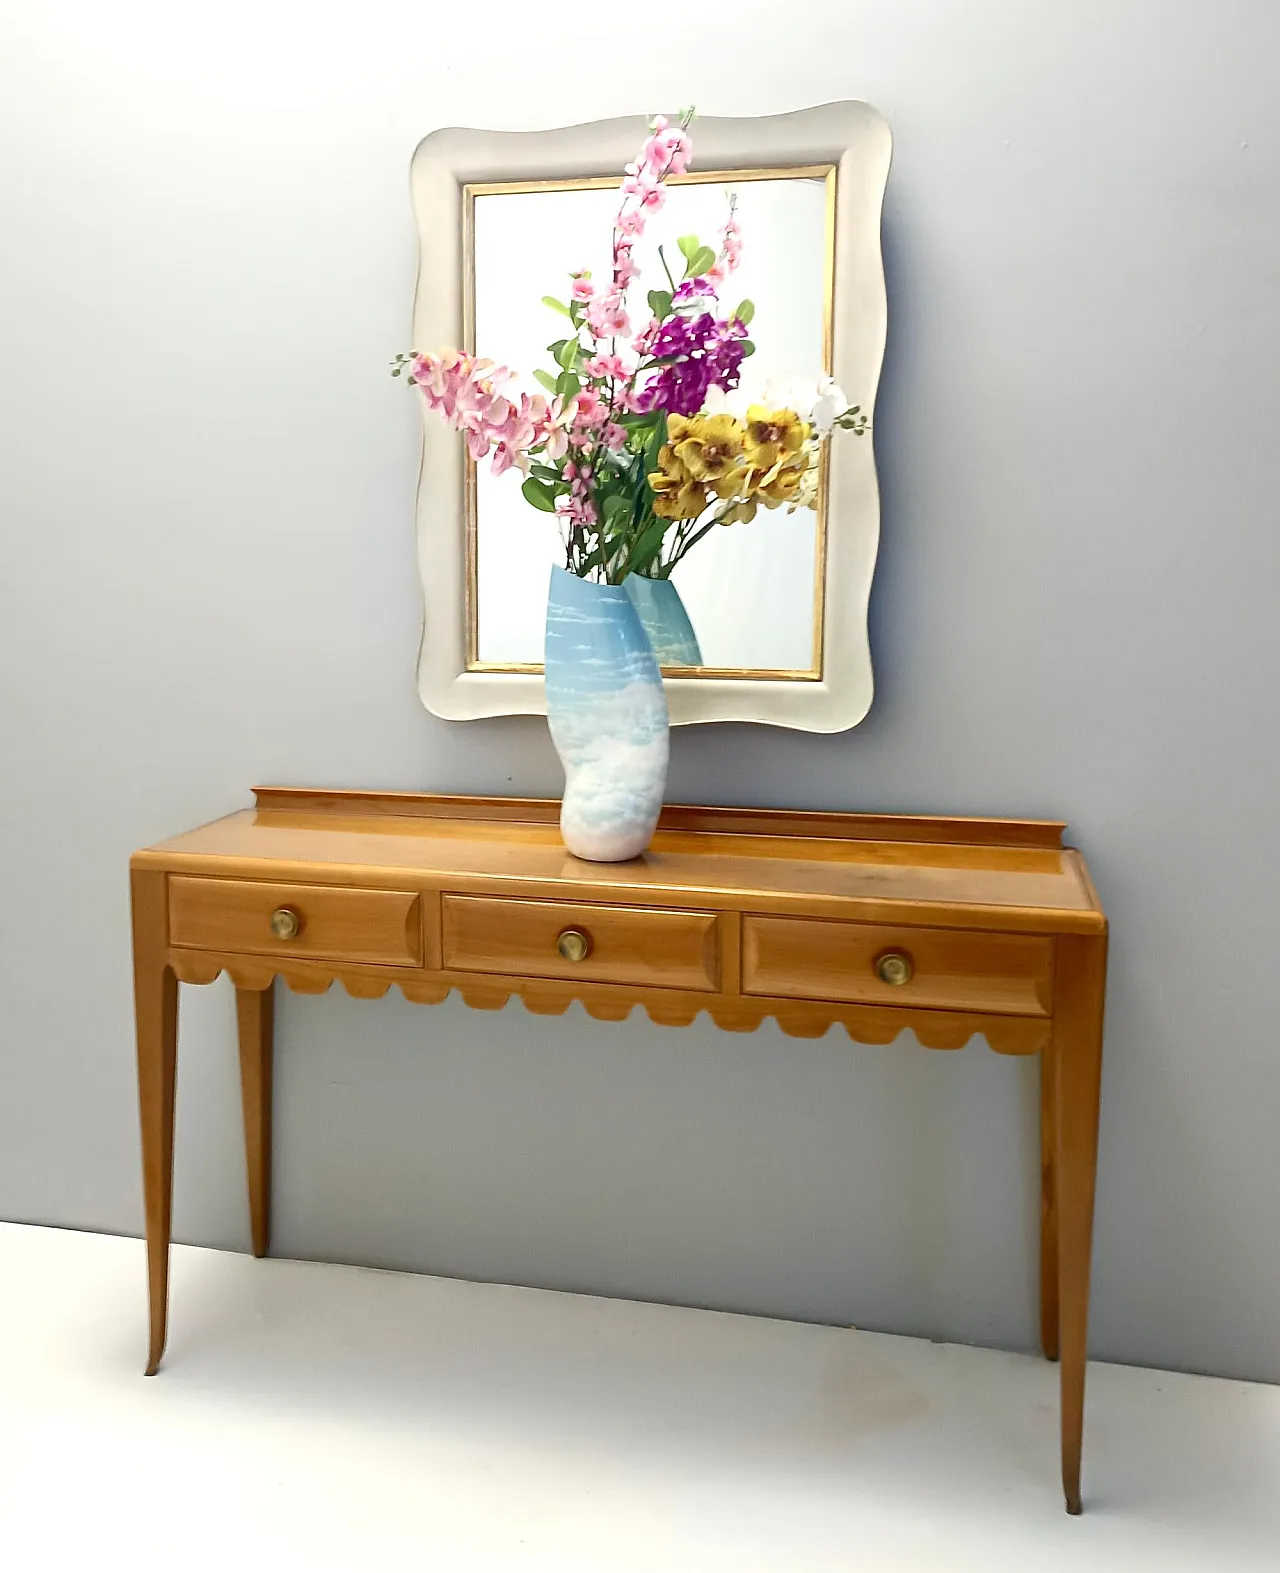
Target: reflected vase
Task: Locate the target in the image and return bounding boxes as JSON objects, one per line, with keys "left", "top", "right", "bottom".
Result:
{"left": 544, "top": 565, "right": 669, "bottom": 862}
{"left": 623, "top": 574, "right": 703, "bottom": 667}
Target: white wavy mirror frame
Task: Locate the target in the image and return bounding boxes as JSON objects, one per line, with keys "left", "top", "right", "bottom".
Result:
{"left": 409, "top": 101, "right": 891, "bottom": 731}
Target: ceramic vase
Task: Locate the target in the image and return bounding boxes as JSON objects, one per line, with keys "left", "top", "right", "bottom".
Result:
{"left": 544, "top": 564, "right": 669, "bottom": 861}
{"left": 623, "top": 574, "right": 704, "bottom": 667}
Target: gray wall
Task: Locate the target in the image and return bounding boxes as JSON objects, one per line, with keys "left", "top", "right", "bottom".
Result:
{"left": 2, "top": 1, "right": 1278, "bottom": 1382}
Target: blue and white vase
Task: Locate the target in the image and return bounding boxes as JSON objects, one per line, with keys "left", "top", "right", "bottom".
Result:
{"left": 544, "top": 564, "right": 669, "bottom": 862}
{"left": 623, "top": 573, "right": 703, "bottom": 667}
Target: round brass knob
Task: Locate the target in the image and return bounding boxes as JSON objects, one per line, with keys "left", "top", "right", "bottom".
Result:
{"left": 556, "top": 927, "right": 591, "bottom": 964}
{"left": 269, "top": 907, "right": 301, "bottom": 941}
{"left": 875, "top": 950, "right": 913, "bottom": 987}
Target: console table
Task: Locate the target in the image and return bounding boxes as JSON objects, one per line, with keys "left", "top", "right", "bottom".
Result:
{"left": 131, "top": 787, "right": 1107, "bottom": 1512}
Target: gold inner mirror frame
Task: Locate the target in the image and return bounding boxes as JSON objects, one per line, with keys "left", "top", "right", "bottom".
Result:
{"left": 462, "top": 164, "right": 837, "bottom": 681}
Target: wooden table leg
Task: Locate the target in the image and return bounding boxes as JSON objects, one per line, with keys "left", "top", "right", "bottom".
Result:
{"left": 236, "top": 983, "right": 275, "bottom": 1258}
{"left": 1053, "top": 931, "right": 1108, "bottom": 1514}
{"left": 1040, "top": 1039, "right": 1060, "bottom": 1362}
{"left": 131, "top": 867, "right": 178, "bottom": 1377}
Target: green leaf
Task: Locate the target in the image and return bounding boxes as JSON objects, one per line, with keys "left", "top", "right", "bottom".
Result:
{"left": 625, "top": 517, "right": 669, "bottom": 577}
{"left": 645, "top": 412, "right": 669, "bottom": 466}
{"left": 739, "top": 339, "right": 755, "bottom": 357}
{"left": 530, "top": 462, "right": 561, "bottom": 482}
{"left": 684, "top": 245, "right": 716, "bottom": 279}
{"left": 542, "top": 295, "right": 572, "bottom": 318}
{"left": 647, "top": 289, "right": 673, "bottom": 320}
{"left": 556, "top": 336, "right": 580, "bottom": 369}
{"left": 521, "top": 477, "right": 558, "bottom": 513}
{"left": 533, "top": 369, "right": 559, "bottom": 394}
{"left": 677, "top": 233, "right": 701, "bottom": 261}
{"left": 603, "top": 494, "right": 632, "bottom": 530}
{"left": 555, "top": 370, "right": 581, "bottom": 398}
{"left": 733, "top": 299, "right": 755, "bottom": 326}
{"left": 547, "top": 338, "right": 569, "bottom": 358}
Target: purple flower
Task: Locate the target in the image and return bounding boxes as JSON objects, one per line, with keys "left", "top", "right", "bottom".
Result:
{"left": 707, "top": 315, "right": 747, "bottom": 391}
{"left": 639, "top": 358, "right": 713, "bottom": 416}
{"left": 640, "top": 311, "right": 750, "bottom": 416}
{"left": 672, "top": 277, "right": 717, "bottom": 306}
{"left": 650, "top": 311, "right": 711, "bottom": 360}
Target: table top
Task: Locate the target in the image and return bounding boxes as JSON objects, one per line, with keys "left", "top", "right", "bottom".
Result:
{"left": 134, "top": 789, "right": 1105, "bottom": 936}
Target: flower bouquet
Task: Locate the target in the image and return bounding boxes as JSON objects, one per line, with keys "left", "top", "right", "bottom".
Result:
{"left": 395, "top": 112, "right": 869, "bottom": 860}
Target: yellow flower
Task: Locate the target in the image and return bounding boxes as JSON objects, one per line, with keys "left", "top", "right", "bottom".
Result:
{"left": 743, "top": 406, "right": 810, "bottom": 472}
{"left": 718, "top": 498, "right": 758, "bottom": 525}
{"left": 754, "top": 457, "right": 807, "bottom": 508}
{"left": 648, "top": 444, "right": 708, "bottom": 521}
{"left": 671, "top": 414, "right": 745, "bottom": 485}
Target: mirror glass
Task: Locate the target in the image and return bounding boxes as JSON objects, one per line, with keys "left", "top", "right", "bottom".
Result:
{"left": 468, "top": 169, "right": 833, "bottom": 677}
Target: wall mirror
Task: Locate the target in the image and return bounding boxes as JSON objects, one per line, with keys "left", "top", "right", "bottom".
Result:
{"left": 409, "top": 102, "right": 890, "bottom": 730}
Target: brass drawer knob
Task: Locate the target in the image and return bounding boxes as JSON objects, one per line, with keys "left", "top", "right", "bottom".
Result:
{"left": 556, "top": 927, "right": 592, "bottom": 963}
{"left": 269, "top": 907, "right": 301, "bottom": 941}
{"left": 875, "top": 950, "right": 913, "bottom": 987}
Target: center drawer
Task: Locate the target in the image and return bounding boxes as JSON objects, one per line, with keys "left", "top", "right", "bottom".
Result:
{"left": 442, "top": 895, "right": 719, "bottom": 991}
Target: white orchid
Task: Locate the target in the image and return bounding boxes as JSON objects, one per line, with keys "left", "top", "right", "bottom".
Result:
{"left": 756, "top": 374, "right": 850, "bottom": 434}
{"left": 810, "top": 377, "right": 849, "bottom": 435}
{"left": 701, "top": 383, "right": 752, "bottom": 420}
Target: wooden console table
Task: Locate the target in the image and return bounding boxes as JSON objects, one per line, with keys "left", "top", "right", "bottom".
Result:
{"left": 131, "top": 788, "right": 1107, "bottom": 1513}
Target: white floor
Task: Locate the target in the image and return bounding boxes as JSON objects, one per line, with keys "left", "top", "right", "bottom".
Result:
{"left": 2, "top": 1225, "right": 1277, "bottom": 1571}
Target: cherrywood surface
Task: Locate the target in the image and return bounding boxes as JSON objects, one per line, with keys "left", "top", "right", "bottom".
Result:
{"left": 1040, "top": 1040, "right": 1060, "bottom": 1363}
{"left": 742, "top": 916, "right": 1054, "bottom": 1017}
{"left": 1052, "top": 933, "right": 1108, "bottom": 1515}
{"left": 235, "top": 984, "right": 274, "bottom": 1259}
{"left": 250, "top": 786, "right": 1069, "bottom": 849}
{"left": 442, "top": 894, "right": 720, "bottom": 992}
{"left": 130, "top": 867, "right": 177, "bottom": 1379}
{"left": 130, "top": 788, "right": 1108, "bottom": 1513}
{"left": 141, "top": 797, "right": 1101, "bottom": 938}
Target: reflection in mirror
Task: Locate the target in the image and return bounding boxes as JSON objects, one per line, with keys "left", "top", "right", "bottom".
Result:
{"left": 468, "top": 169, "right": 832, "bottom": 677}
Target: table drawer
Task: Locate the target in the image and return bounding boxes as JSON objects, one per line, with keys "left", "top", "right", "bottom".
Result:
{"left": 442, "top": 895, "right": 719, "bottom": 991}
{"left": 169, "top": 877, "right": 422, "bottom": 967}
{"left": 742, "top": 917, "right": 1053, "bottom": 1016}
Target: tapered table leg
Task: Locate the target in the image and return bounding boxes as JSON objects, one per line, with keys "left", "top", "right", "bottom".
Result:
{"left": 132, "top": 867, "right": 178, "bottom": 1377}
{"left": 1054, "top": 932, "right": 1108, "bottom": 1514}
{"left": 236, "top": 983, "right": 275, "bottom": 1258}
{"left": 1040, "top": 1040, "right": 1060, "bottom": 1362}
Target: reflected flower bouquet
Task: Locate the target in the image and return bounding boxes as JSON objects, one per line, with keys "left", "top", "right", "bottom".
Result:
{"left": 393, "top": 111, "right": 868, "bottom": 583}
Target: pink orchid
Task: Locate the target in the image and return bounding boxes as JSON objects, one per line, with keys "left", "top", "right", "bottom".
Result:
{"left": 533, "top": 394, "right": 575, "bottom": 460}
{"left": 583, "top": 353, "right": 629, "bottom": 380}
{"left": 411, "top": 348, "right": 490, "bottom": 421}
{"left": 601, "top": 422, "right": 628, "bottom": 451}
{"left": 640, "top": 119, "right": 691, "bottom": 178}
{"left": 570, "top": 386, "right": 608, "bottom": 432}
{"left": 613, "top": 251, "right": 640, "bottom": 287}
{"left": 488, "top": 397, "right": 538, "bottom": 472}
{"left": 621, "top": 169, "right": 659, "bottom": 197}
{"left": 716, "top": 201, "right": 743, "bottom": 277}
{"left": 570, "top": 273, "right": 595, "bottom": 302}
{"left": 612, "top": 385, "right": 645, "bottom": 415}
{"left": 631, "top": 319, "right": 660, "bottom": 356}
{"left": 586, "top": 293, "right": 631, "bottom": 338}
{"left": 616, "top": 206, "right": 646, "bottom": 238}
